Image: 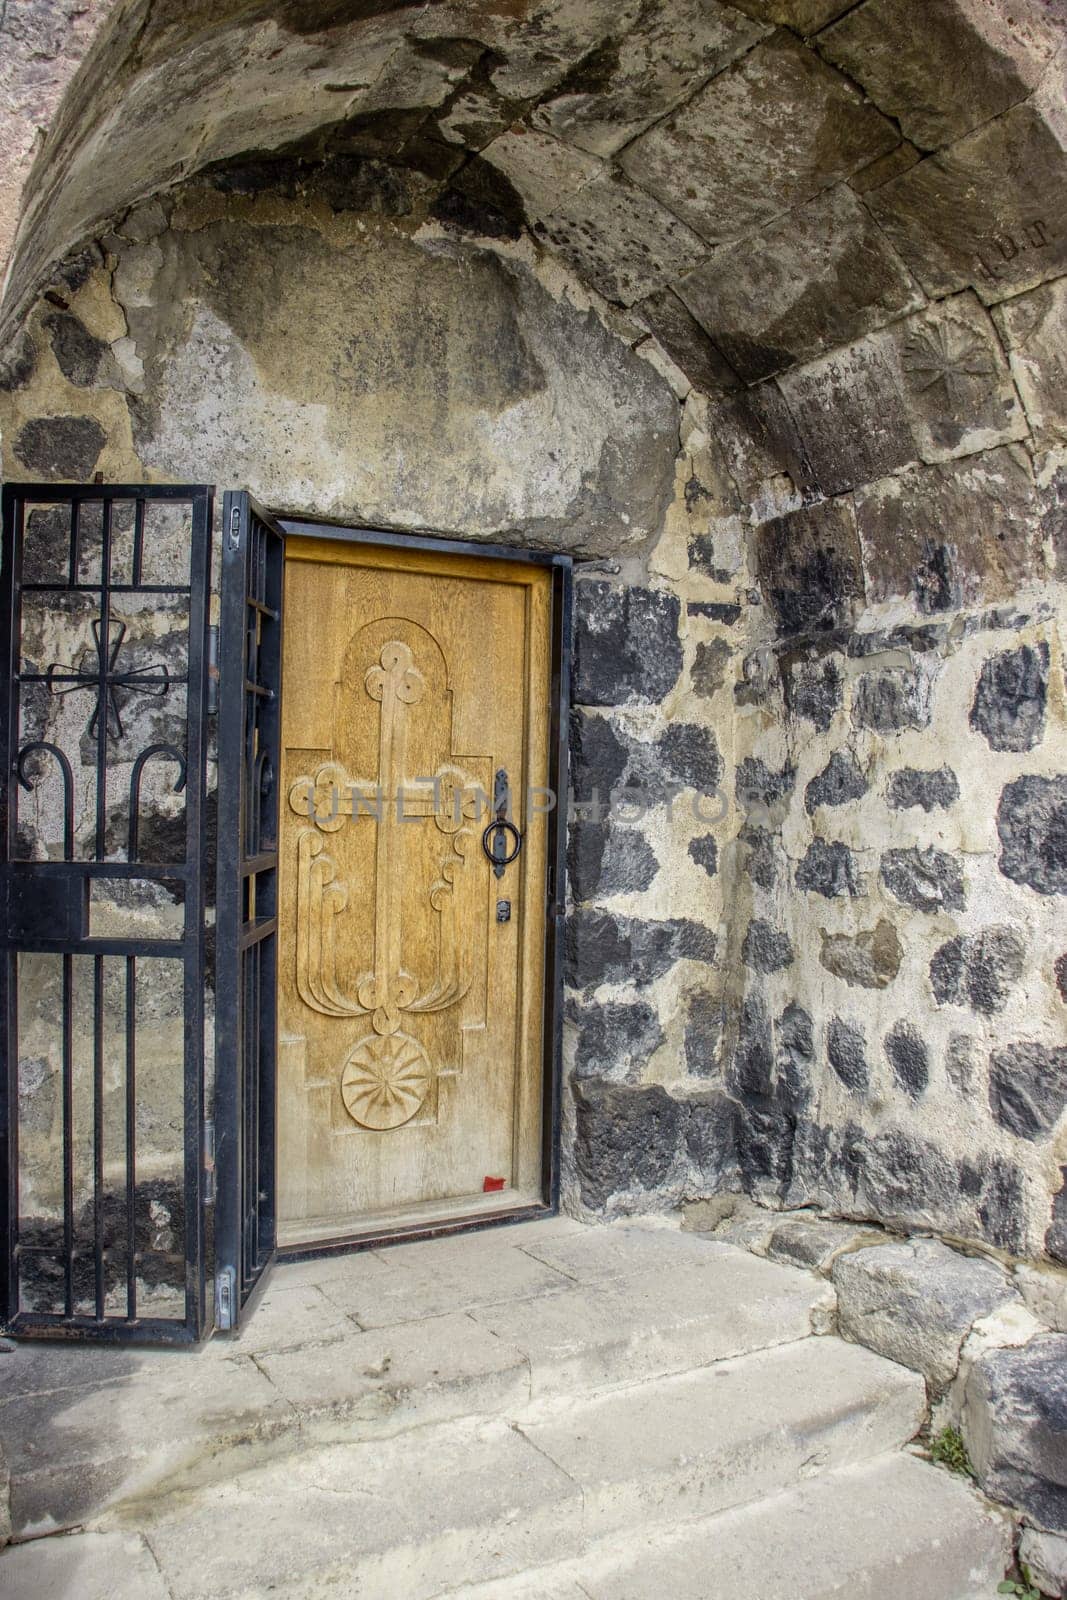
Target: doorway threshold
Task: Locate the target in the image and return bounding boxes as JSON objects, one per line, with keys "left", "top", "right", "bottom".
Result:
{"left": 278, "top": 1190, "right": 553, "bottom": 1261}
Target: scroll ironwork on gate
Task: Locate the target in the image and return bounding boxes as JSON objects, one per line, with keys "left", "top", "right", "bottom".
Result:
{"left": 0, "top": 482, "right": 213, "bottom": 1344}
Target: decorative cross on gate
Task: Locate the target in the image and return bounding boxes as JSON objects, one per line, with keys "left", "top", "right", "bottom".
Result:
{"left": 46, "top": 617, "right": 171, "bottom": 740}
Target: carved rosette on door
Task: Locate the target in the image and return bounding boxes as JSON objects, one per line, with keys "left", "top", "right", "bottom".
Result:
{"left": 288, "top": 633, "right": 492, "bottom": 1132}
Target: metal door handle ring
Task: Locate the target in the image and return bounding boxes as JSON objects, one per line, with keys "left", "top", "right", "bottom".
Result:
{"left": 482, "top": 819, "right": 523, "bottom": 868}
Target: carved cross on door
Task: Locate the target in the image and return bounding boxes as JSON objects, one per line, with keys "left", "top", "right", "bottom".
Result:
{"left": 288, "top": 638, "right": 487, "bottom": 1129}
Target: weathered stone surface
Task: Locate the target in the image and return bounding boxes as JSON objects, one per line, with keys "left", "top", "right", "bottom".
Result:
{"left": 570, "top": 997, "right": 664, "bottom": 1083}
{"left": 636, "top": 289, "right": 740, "bottom": 396}
{"left": 1018, "top": 1526, "right": 1067, "bottom": 1599}
{"left": 0, "top": 1530, "right": 171, "bottom": 1600}
{"left": 736, "top": 757, "right": 796, "bottom": 812}
{"left": 737, "top": 0, "right": 858, "bottom": 25}
{"left": 479, "top": 128, "right": 601, "bottom": 219}
{"left": 684, "top": 1090, "right": 739, "bottom": 1187}
{"left": 756, "top": 497, "right": 865, "bottom": 638}
{"left": 827, "top": 1017, "right": 870, "bottom": 1094}
{"left": 119, "top": 220, "right": 680, "bottom": 557}
{"left": 881, "top": 846, "right": 965, "bottom": 912}
{"left": 989, "top": 1043, "right": 1067, "bottom": 1142}
{"left": 766, "top": 1215, "right": 884, "bottom": 1274}
{"left": 833, "top": 1237, "right": 1019, "bottom": 1388}
{"left": 690, "top": 637, "right": 733, "bottom": 698}
{"left": 573, "top": 1080, "right": 683, "bottom": 1209}
{"left": 821, "top": 920, "right": 903, "bottom": 990}
{"left": 534, "top": 0, "right": 768, "bottom": 158}
{"left": 970, "top": 642, "right": 1049, "bottom": 752}
{"left": 688, "top": 599, "right": 742, "bottom": 626}
{"left": 732, "top": 993, "right": 775, "bottom": 1101}
{"left": 742, "top": 918, "right": 794, "bottom": 973}
{"left": 655, "top": 722, "right": 723, "bottom": 795}
{"left": 687, "top": 532, "right": 733, "bottom": 580}
{"left": 42, "top": 309, "right": 108, "bottom": 387}
{"left": 858, "top": 1131, "right": 959, "bottom": 1235}
{"left": 855, "top": 448, "right": 1043, "bottom": 612}
{"left": 621, "top": 32, "right": 897, "bottom": 249}
{"left": 786, "top": 658, "right": 842, "bottom": 731}
{"left": 13, "top": 414, "right": 105, "bottom": 477}
{"left": 994, "top": 275, "right": 1067, "bottom": 451}
{"left": 960, "top": 1154, "right": 1029, "bottom": 1256}
{"left": 684, "top": 989, "right": 724, "bottom": 1077}
{"left": 570, "top": 709, "right": 631, "bottom": 802}
{"left": 740, "top": 824, "right": 779, "bottom": 890}
{"left": 0, "top": 327, "right": 35, "bottom": 391}
{"left": 568, "top": 822, "right": 659, "bottom": 902}
{"left": 805, "top": 750, "right": 868, "bottom": 812}
{"left": 573, "top": 582, "right": 682, "bottom": 707}
{"left": 796, "top": 838, "right": 861, "bottom": 899}
{"left": 867, "top": 101, "right": 1067, "bottom": 304}
{"left": 997, "top": 775, "right": 1067, "bottom": 895}
{"left": 962, "top": 1334, "right": 1067, "bottom": 1534}
{"left": 886, "top": 766, "right": 960, "bottom": 812}
{"left": 884, "top": 1021, "right": 929, "bottom": 1099}
{"left": 930, "top": 927, "right": 1026, "bottom": 1015}
{"left": 539, "top": 171, "right": 706, "bottom": 305}
{"left": 687, "top": 834, "right": 718, "bottom": 878}
{"left": 820, "top": 0, "right": 1062, "bottom": 150}
{"left": 1016, "top": 1262, "right": 1067, "bottom": 1334}
{"left": 852, "top": 667, "right": 932, "bottom": 732}
{"left": 945, "top": 1033, "right": 980, "bottom": 1095}
{"left": 679, "top": 183, "right": 922, "bottom": 382}
{"left": 566, "top": 910, "right": 716, "bottom": 991}
{"left": 1050, "top": 1171, "right": 1067, "bottom": 1267}
{"left": 1058, "top": 955, "right": 1067, "bottom": 1005}
{"left": 766, "top": 291, "right": 1028, "bottom": 494}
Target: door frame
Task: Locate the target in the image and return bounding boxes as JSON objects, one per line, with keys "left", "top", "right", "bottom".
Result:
{"left": 270, "top": 518, "right": 571, "bottom": 1261}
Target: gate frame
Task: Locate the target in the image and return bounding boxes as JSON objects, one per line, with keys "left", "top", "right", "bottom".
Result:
{"left": 0, "top": 481, "right": 213, "bottom": 1346}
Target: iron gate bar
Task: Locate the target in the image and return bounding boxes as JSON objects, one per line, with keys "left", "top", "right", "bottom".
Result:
{"left": 0, "top": 481, "right": 214, "bottom": 1345}
{"left": 215, "top": 491, "right": 284, "bottom": 1331}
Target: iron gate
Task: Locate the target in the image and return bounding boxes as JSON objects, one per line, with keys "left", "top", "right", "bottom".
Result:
{"left": 213, "top": 491, "right": 284, "bottom": 1328}
{"left": 0, "top": 483, "right": 213, "bottom": 1343}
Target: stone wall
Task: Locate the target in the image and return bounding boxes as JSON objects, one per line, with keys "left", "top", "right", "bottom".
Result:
{"left": 0, "top": 174, "right": 733, "bottom": 1238}
{"left": 714, "top": 324, "right": 1067, "bottom": 1266}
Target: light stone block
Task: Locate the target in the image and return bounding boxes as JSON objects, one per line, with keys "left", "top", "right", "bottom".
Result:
{"left": 520, "top": 1336, "right": 925, "bottom": 1537}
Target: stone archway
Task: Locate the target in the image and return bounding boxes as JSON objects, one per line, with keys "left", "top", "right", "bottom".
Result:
{"left": 1, "top": 0, "right": 1065, "bottom": 1265}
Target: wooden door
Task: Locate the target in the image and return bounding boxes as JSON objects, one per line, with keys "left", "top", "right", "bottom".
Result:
{"left": 276, "top": 537, "right": 553, "bottom": 1245}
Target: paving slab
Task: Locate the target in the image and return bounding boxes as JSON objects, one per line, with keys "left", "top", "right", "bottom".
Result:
{"left": 255, "top": 1311, "right": 530, "bottom": 1441}
{"left": 318, "top": 1235, "right": 575, "bottom": 1327}
{"left": 2, "top": 1351, "right": 293, "bottom": 1536}
{"left": 577, "top": 1452, "right": 1011, "bottom": 1600}
{"left": 142, "top": 1416, "right": 583, "bottom": 1600}
{"left": 0, "top": 1529, "right": 172, "bottom": 1600}
{"left": 515, "top": 1220, "right": 731, "bottom": 1282}
{"left": 0, "top": 1339, "right": 180, "bottom": 1400}
{"left": 519, "top": 1337, "right": 925, "bottom": 1537}
{"left": 472, "top": 1246, "right": 834, "bottom": 1396}
{"left": 222, "top": 1278, "right": 357, "bottom": 1356}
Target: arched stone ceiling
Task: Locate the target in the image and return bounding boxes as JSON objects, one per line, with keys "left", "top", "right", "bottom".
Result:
{"left": 1, "top": 0, "right": 1065, "bottom": 396}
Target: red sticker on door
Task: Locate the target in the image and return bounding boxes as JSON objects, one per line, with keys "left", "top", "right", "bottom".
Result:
{"left": 483, "top": 1176, "right": 506, "bottom": 1192}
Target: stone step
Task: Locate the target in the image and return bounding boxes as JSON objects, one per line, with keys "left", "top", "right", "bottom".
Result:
{"left": 0, "top": 1335, "right": 929, "bottom": 1600}
{"left": 1, "top": 1230, "right": 832, "bottom": 1537}
{"left": 445, "top": 1454, "right": 1012, "bottom": 1600}
{"left": 516, "top": 1334, "right": 926, "bottom": 1540}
